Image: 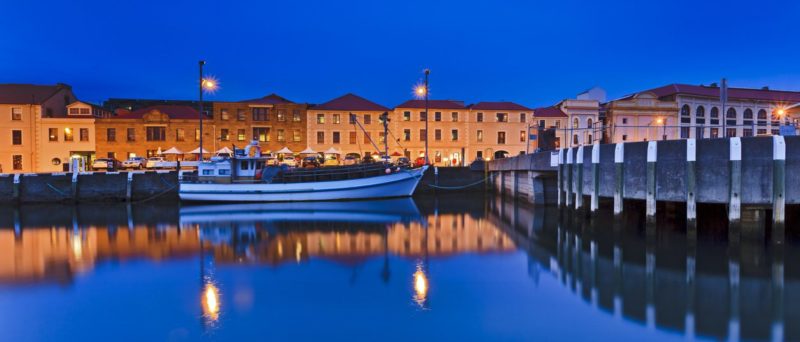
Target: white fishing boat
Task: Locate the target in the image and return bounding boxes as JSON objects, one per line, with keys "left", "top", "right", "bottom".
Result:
{"left": 179, "top": 141, "right": 427, "bottom": 202}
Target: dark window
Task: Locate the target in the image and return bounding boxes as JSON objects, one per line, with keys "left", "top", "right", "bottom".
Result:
{"left": 237, "top": 109, "right": 246, "bottom": 121}
{"left": 434, "top": 129, "right": 442, "bottom": 141}
{"left": 710, "top": 107, "right": 719, "bottom": 118}
{"left": 349, "top": 132, "right": 357, "bottom": 144}
{"left": 681, "top": 105, "right": 690, "bottom": 117}
{"left": 220, "top": 129, "right": 230, "bottom": 141}
{"left": 107, "top": 128, "right": 116, "bottom": 142}
{"left": 452, "top": 129, "right": 459, "bottom": 141}
{"left": 333, "top": 131, "right": 340, "bottom": 144}
{"left": 520, "top": 113, "right": 526, "bottom": 122}
{"left": 496, "top": 113, "right": 508, "bottom": 122}
{"left": 364, "top": 114, "right": 372, "bottom": 125}
{"left": 452, "top": 112, "right": 459, "bottom": 122}
{"left": 434, "top": 112, "right": 441, "bottom": 122}
{"left": 420, "top": 111, "right": 427, "bottom": 121}
{"left": 757, "top": 109, "right": 767, "bottom": 120}
{"left": 146, "top": 127, "right": 166, "bottom": 141}
{"left": 403, "top": 111, "right": 411, "bottom": 121}
{"left": 12, "top": 130, "right": 22, "bottom": 145}
{"left": 252, "top": 107, "right": 269, "bottom": 121}
{"left": 80, "top": 128, "right": 89, "bottom": 142}
{"left": 743, "top": 108, "right": 753, "bottom": 119}
{"left": 48, "top": 128, "right": 57, "bottom": 142}
{"left": 419, "top": 129, "right": 427, "bottom": 141}
{"left": 497, "top": 131, "right": 506, "bottom": 144}
{"left": 127, "top": 128, "right": 136, "bottom": 142}
{"left": 292, "top": 110, "right": 302, "bottom": 122}
{"left": 403, "top": 129, "right": 411, "bottom": 141}
{"left": 317, "top": 132, "right": 324, "bottom": 144}
{"left": 477, "top": 112, "right": 483, "bottom": 122}
{"left": 11, "top": 108, "right": 22, "bottom": 120}
{"left": 13, "top": 155, "right": 22, "bottom": 170}
{"left": 176, "top": 128, "right": 185, "bottom": 141}
{"left": 695, "top": 106, "right": 705, "bottom": 119}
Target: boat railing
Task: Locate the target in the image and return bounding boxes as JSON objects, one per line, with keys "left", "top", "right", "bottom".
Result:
{"left": 273, "top": 163, "right": 401, "bottom": 183}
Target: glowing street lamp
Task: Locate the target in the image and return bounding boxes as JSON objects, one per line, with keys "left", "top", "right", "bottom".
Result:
{"left": 413, "top": 69, "right": 430, "bottom": 165}
{"left": 198, "top": 61, "right": 219, "bottom": 162}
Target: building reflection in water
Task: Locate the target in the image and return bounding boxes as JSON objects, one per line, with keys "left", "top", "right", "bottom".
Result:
{"left": 486, "top": 194, "right": 797, "bottom": 341}
{"left": 1, "top": 196, "right": 795, "bottom": 340}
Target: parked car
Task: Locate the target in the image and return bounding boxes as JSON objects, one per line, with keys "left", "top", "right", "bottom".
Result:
{"left": 145, "top": 157, "right": 165, "bottom": 169}
{"left": 301, "top": 156, "right": 320, "bottom": 168}
{"left": 396, "top": 157, "right": 411, "bottom": 167}
{"left": 122, "top": 157, "right": 146, "bottom": 169}
{"left": 92, "top": 158, "right": 121, "bottom": 171}
{"left": 323, "top": 155, "right": 340, "bottom": 167}
{"left": 361, "top": 155, "right": 375, "bottom": 164}
{"left": 343, "top": 153, "right": 361, "bottom": 166}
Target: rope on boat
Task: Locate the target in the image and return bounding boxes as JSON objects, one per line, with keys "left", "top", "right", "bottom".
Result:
{"left": 131, "top": 183, "right": 179, "bottom": 204}
{"left": 46, "top": 183, "right": 69, "bottom": 196}
{"left": 424, "top": 176, "right": 487, "bottom": 190}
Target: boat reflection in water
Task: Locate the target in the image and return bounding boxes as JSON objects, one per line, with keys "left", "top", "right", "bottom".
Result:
{"left": 0, "top": 195, "right": 797, "bottom": 340}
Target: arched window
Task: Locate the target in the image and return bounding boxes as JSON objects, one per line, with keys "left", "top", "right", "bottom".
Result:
{"left": 51, "top": 158, "right": 61, "bottom": 166}
{"left": 743, "top": 109, "right": 753, "bottom": 119}
{"left": 728, "top": 108, "right": 738, "bottom": 118}
{"left": 710, "top": 107, "right": 719, "bottom": 118}
{"left": 757, "top": 109, "right": 767, "bottom": 120}
{"left": 696, "top": 106, "right": 705, "bottom": 117}
{"left": 587, "top": 118, "right": 593, "bottom": 128}
{"left": 573, "top": 118, "right": 579, "bottom": 128}
{"left": 681, "top": 105, "right": 690, "bottom": 117}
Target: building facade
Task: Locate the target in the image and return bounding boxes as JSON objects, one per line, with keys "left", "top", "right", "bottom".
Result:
{"left": 467, "top": 102, "right": 532, "bottom": 161}
{"left": 393, "top": 100, "right": 471, "bottom": 165}
{"left": 306, "top": 93, "right": 391, "bottom": 157}
{"left": 605, "top": 83, "right": 800, "bottom": 143}
{"left": 0, "top": 83, "right": 94, "bottom": 173}
{"left": 214, "top": 94, "right": 308, "bottom": 154}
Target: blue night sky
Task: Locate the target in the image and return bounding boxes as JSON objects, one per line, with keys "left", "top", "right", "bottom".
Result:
{"left": 2, "top": 0, "right": 800, "bottom": 107}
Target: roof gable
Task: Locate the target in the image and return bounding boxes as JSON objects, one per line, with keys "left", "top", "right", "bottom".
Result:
{"left": 312, "top": 93, "right": 389, "bottom": 111}
{"left": 533, "top": 106, "right": 568, "bottom": 118}
{"left": 0, "top": 83, "right": 71, "bottom": 104}
{"left": 239, "top": 93, "right": 294, "bottom": 104}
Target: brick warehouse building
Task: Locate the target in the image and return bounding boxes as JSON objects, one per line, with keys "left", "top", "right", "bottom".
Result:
{"left": 96, "top": 94, "right": 308, "bottom": 160}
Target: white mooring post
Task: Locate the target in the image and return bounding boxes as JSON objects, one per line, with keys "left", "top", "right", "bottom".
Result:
{"left": 729, "top": 138, "right": 742, "bottom": 223}
{"left": 575, "top": 145, "right": 584, "bottom": 209}
{"left": 772, "top": 135, "right": 786, "bottom": 225}
{"left": 565, "top": 148, "right": 573, "bottom": 207}
{"left": 557, "top": 149, "right": 565, "bottom": 206}
{"left": 613, "top": 143, "right": 625, "bottom": 215}
{"left": 646, "top": 141, "right": 658, "bottom": 219}
{"left": 591, "top": 143, "right": 600, "bottom": 212}
{"left": 686, "top": 139, "right": 697, "bottom": 222}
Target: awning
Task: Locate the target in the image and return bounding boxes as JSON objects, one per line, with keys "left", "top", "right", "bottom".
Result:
{"left": 162, "top": 147, "right": 184, "bottom": 155}
{"left": 390, "top": 151, "right": 403, "bottom": 157}
{"left": 276, "top": 147, "right": 294, "bottom": 154}
{"left": 324, "top": 147, "right": 341, "bottom": 154}
{"left": 188, "top": 147, "right": 212, "bottom": 154}
{"left": 216, "top": 146, "right": 233, "bottom": 154}
{"left": 299, "top": 147, "right": 317, "bottom": 154}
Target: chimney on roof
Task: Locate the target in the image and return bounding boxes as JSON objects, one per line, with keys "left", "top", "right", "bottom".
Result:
{"left": 762, "top": 86, "right": 770, "bottom": 90}
{"left": 710, "top": 82, "right": 718, "bottom": 87}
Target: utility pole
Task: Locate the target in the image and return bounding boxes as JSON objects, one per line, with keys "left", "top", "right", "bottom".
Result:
{"left": 381, "top": 111, "right": 390, "bottom": 160}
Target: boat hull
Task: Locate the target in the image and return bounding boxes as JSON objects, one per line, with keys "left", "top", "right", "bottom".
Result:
{"left": 179, "top": 166, "right": 427, "bottom": 202}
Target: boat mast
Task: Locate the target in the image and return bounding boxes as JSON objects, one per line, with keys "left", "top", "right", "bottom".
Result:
{"left": 381, "top": 112, "right": 389, "bottom": 159}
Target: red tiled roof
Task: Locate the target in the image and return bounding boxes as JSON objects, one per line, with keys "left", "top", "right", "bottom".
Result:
{"left": 470, "top": 101, "right": 532, "bottom": 111}
{"left": 394, "top": 99, "right": 466, "bottom": 109}
{"left": 116, "top": 105, "right": 199, "bottom": 119}
{"left": 0, "top": 83, "right": 71, "bottom": 104}
{"left": 239, "top": 93, "right": 293, "bottom": 104}
{"left": 312, "top": 93, "right": 389, "bottom": 111}
{"left": 633, "top": 84, "right": 800, "bottom": 103}
{"left": 533, "top": 106, "right": 568, "bottom": 118}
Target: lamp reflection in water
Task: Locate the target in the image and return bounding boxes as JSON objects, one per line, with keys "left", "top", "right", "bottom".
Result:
{"left": 412, "top": 261, "right": 429, "bottom": 309}
{"left": 202, "top": 280, "right": 220, "bottom": 323}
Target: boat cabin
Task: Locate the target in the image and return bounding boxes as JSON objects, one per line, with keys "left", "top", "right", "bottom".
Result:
{"left": 197, "top": 141, "right": 267, "bottom": 183}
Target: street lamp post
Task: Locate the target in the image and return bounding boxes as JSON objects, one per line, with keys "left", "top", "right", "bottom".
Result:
{"left": 423, "top": 69, "right": 430, "bottom": 165}
{"left": 198, "top": 60, "right": 205, "bottom": 161}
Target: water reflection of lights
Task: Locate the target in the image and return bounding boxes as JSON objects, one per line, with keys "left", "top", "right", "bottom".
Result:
{"left": 202, "top": 281, "right": 220, "bottom": 323}
{"left": 71, "top": 232, "right": 83, "bottom": 261}
{"left": 413, "top": 263, "right": 429, "bottom": 308}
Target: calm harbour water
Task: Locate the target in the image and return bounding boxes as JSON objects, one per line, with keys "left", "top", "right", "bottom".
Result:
{"left": 0, "top": 195, "right": 796, "bottom": 341}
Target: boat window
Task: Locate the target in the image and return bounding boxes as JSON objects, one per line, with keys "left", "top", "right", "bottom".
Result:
{"left": 219, "top": 169, "right": 231, "bottom": 175}
{"left": 202, "top": 169, "right": 214, "bottom": 175}
{"left": 240, "top": 160, "right": 249, "bottom": 170}
{"left": 256, "top": 161, "right": 264, "bottom": 169}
